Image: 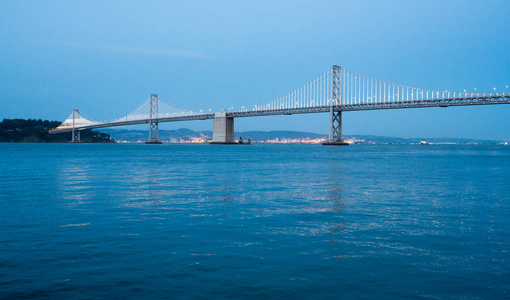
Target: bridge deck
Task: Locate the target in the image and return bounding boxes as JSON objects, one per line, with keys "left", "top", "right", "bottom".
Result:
{"left": 49, "top": 94, "right": 510, "bottom": 133}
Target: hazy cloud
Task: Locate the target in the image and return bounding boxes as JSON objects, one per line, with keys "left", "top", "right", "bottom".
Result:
{"left": 57, "top": 42, "right": 212, "bottom": 59}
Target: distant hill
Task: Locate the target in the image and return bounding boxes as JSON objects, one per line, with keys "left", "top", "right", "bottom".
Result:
{"left": 227, "top": 130, "right": 326, "bottom": 141}
{"left": 0, "top": 119, "right": 115, "bottom": 143}
{"left": 102, "top": 128, "right": 201, "bottom": 142}
{"left": 101, "top": 128, "right": 326, "bottom": 142}
{"left": 102, "top": 128, "right": 506, "bottom": 144}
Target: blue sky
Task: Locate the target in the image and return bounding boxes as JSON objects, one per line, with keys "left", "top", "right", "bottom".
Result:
{"left": 1, "top": 0, "right": 509, "bottom": 139}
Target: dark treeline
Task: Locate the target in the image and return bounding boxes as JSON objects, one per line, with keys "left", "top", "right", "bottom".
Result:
{"left": 0, "top": 119, "right": 115, "bottom": 143}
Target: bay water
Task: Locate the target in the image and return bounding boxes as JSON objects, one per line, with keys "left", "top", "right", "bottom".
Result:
{"left": 0, "top": 143, "right": 508, "bottom": 299}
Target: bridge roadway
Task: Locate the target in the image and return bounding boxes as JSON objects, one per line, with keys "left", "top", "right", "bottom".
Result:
{"left": 49, "top": 93, "right": 510, "bottom": 134}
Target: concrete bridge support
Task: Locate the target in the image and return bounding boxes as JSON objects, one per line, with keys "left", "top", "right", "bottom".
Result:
{"left": 210, "top": 110, "right": 236, "bottom": 144}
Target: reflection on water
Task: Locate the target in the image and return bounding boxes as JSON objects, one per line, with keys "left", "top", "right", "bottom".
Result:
{"left": 57, "top": 162, "right": 95, "bottom": 206}
{"left": 324, "top": 161, "right": 347, "bottom": 250}
{"left": 207, "top": 168, "right": 235, "bottom": 202}
{"left": 59, "top": 223, "right": 92, "bottom": 227}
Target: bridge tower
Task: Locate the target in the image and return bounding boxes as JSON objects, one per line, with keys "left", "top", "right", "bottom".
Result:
{"left": 146, "top": 94, "right": 162, "bottom": 144}
{"left": 323, "top": 65, "right": 348, "bottom": 146}
{"left": 71, "top": 109, "right": 81, "bottom": 143}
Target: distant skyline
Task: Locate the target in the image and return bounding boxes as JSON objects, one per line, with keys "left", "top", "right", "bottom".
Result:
{"left": 1, "top": 0, "right": 509, "bottom": 139}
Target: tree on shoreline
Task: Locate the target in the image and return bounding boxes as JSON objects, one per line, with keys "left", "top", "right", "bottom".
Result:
{"left": 0, "top": 119, "right": 115, "bottom": 143}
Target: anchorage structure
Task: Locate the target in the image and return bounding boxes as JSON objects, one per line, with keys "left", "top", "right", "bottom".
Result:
{"left": 49, "top": 65, "right": 510, "bottom": 144}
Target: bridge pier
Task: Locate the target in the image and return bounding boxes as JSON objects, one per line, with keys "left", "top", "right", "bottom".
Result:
{"left": 146, "top": 94, "right": 162, "bottom": 144}
{"left": 323, "top": 110, "right": 348, "bottom": 145}
{"left": 210, "top": 110, "right": 236, "bottom": 144}
{"left": 71, "top": 129, "right": 81, "bottom": 142}
{"left": 70, "top": 109, "right": 81, "bottom": 143}
{"left": 323, "top": 65, "right": 348, "bottom": 146}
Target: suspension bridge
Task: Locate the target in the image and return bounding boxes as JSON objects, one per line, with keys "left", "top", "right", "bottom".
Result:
{"left": 49, "top": 65, "right": 510, "bottom": 145}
